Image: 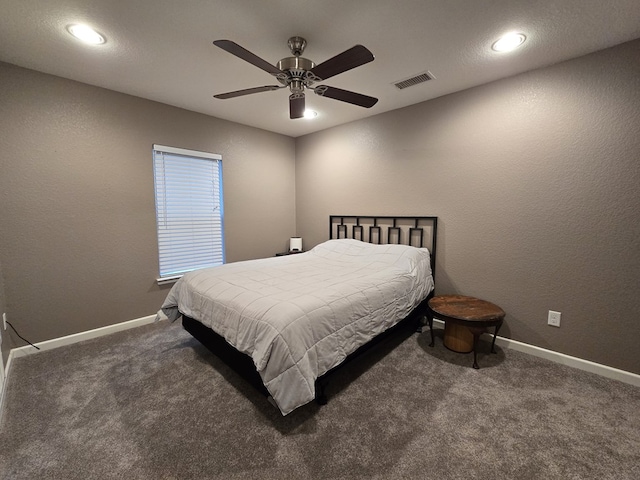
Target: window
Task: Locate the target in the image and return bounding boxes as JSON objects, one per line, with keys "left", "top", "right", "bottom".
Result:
{"left": 153, "top": 144, "right": 224, "bottom": 284}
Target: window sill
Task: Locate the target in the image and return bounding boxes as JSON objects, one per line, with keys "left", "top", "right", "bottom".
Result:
{"left": 156, "top": 275, "right": 182, "bottom": 286}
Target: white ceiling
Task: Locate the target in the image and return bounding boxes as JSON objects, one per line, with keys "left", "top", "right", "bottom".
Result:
{"left": 1, "top": 0, "right": 639, "bottom": 138}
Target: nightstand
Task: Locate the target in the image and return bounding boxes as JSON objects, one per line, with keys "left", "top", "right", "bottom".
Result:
{"left": 426, "top": 294, "right": 505, "bottom": 369}
{"left": 275, "top": 251, "right": 304, "bottom": 256}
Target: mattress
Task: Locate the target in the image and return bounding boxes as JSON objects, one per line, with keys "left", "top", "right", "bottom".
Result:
{"left": 160, "top": 238, "right": 434, "bottom": 415}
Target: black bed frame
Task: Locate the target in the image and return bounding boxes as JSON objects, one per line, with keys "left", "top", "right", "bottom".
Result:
{"left": 182, "top": 215, "right": 438, "bottom": 408}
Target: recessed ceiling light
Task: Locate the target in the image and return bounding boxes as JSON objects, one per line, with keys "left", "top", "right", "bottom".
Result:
{"left": 67, "top": 24, "right": 106, "bottom": 45}
{"left": 303, "top": 110, "right": 317, "bottom": 119}
{"left": 491, "top": 32, "right": 526, "bottom": 52}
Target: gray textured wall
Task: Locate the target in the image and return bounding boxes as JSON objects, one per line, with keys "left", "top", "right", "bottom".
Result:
{"left": 0, "top": 62, "right": 296, "bottom": 356}
{"left": 295, "top": 40, "right": 640, "bottom": 374}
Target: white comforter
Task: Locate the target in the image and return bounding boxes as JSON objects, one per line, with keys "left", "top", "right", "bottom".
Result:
{"left": 160, "top": 238, "right": 433, "bottom": 415}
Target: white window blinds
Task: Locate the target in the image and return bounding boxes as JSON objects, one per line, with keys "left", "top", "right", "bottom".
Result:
{"left": 153, "top": 144, "right": 224, "bottom": 282}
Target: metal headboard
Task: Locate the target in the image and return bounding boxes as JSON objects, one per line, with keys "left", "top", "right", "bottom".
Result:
{"left": 329, "top": 215, "right": 438, "bottom": 278}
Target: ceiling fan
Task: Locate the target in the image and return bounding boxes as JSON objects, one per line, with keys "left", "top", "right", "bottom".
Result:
{"left": 212, "top": 37, "right": 378, "bottom": 119}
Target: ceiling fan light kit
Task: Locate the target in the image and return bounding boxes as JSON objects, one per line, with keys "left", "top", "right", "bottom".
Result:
{"left": 213, "top": 36, "right": 378, "bottom": 119}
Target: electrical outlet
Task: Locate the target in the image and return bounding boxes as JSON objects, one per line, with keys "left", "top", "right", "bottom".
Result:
{"left": 548, "top": 310, "right": 561, "bottom": 327}
{"left": 2, "top": 313, "right": 7, "bottom": 330}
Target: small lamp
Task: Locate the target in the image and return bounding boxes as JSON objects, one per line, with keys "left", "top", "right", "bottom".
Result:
{"left": 289, "top": 237, "right": 303, "bottom": 252}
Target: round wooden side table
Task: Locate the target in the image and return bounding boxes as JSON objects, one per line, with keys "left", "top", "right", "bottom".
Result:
{"left": 426, "top": 294, "right": 505, "bottom": 369}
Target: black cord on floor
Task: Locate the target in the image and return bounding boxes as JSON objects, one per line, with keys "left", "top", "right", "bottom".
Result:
{"left": 5, "top": 320, "right": 40, "bottom": 350}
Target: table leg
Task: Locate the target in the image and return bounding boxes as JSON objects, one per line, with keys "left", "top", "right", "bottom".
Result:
{"left": 469, "top": 327, "right": 485, "bottom": 369}
{"left": 491, "top": 320, "right": 503, "bottom": 354}
{"left": 426, "top": 312, "right": 435, "bottom": 347}
{"left": 473, "top": 334, "right": 480, "bottom": 369}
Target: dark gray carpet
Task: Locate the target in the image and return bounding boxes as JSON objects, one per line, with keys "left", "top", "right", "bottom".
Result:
{"left": 1, "top": 320, "right": 639, "bottom": 479}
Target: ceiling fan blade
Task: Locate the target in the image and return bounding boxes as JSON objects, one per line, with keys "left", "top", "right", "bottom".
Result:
{"left": 213, "top": 39, "right": 284, "bottom": 76}
{"left": 289, "top": 94, "right": 305, "bottom": 119}
{"left": 214, "top": 85, "right": 282, "bottom": 99}
{"left": 308, "top": 45, "right": 374, "bottom": 81}
{"left": 314, "top": 85, "right": 378, "bottom": 108}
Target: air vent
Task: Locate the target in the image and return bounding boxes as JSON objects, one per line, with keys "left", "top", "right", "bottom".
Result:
{"left": 393, "top": 71, "right": 435, "bottom": 90}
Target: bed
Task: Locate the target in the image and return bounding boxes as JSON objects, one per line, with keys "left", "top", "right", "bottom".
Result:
{"left": 160, "top": 215, "right": 438, "bottom": 415}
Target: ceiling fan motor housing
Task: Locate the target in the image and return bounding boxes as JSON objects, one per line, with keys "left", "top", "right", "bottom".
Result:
{"left": 277, "top": 56, "right": 315, "bottom": 91}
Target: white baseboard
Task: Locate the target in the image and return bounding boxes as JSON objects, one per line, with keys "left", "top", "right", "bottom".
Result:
{"left": 6, "top": 314, "right": 159, "bottom": 364}
{"left": 430, "top": 319, "right": 640, "bottom": 388}
{"left": 0, "top": 347, "right": 5, "bottom": 418}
